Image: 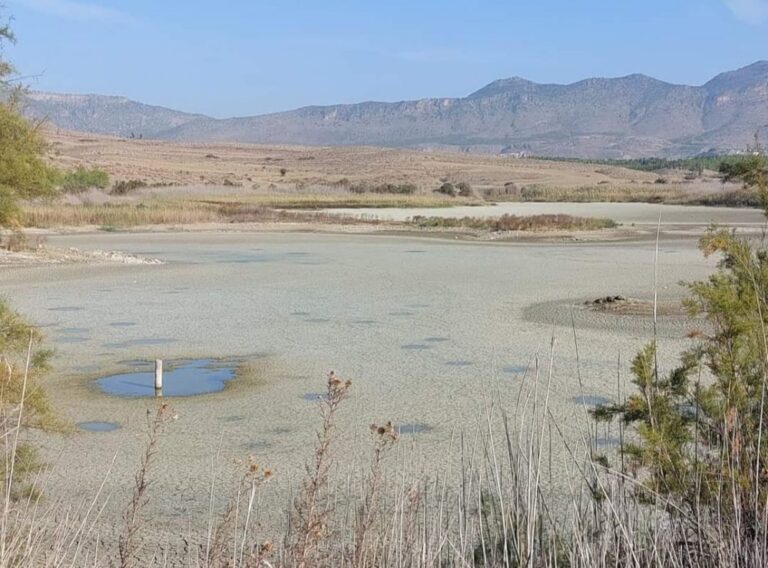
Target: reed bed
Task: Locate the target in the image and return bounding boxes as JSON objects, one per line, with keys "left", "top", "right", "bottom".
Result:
{"left": 409, "top": 213, "right": 618, "bottom": 231}
{"left": 20, "top": 202, "right": 371, "bottom": 228}
{"left": 517, "top": 185, "right": 689, "bottom": 203}
{"left": 192, "top": 192, "right": 472, "bottom": 209}
{"left": 516, "top": 184, "right": 762, "bottom": 208}
{"left": 22, "top": 202, "right": 222, "bottom": 228}
{"left": 674, "top": 187, "right": 762, "bottom": 207}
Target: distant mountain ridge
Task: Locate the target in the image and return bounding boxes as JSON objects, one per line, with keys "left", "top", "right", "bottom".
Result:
{"left": 23, "top": 61, "right": 768, "bottom": 158}
{"left": 24, "top": 92, "right": 204, "bottom": 138}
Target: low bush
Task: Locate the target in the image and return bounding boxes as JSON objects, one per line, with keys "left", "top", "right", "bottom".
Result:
{"left": 371, "top": 183, "right": 417, "bottom": 194}
{"left": 59, "top": 167, "right": 110, "bottom": 193}
{"left": 483, "top": 182, "right": 521, "bottom": 200}
{"left": 456, "top": 181, "right": 473, "bottom": 197}
{"left": 349, "top": 182, "right": 417, "bottom": 195}
{"left": 111, "top": 179, "right": 148, "bottom": 195}
{"left": 435, "top": 182, "right": 456, "bottom": 196}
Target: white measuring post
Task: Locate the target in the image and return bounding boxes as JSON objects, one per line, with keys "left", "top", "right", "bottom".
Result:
{"left": 154, "top": 359, "right": 163, "bottom": 397}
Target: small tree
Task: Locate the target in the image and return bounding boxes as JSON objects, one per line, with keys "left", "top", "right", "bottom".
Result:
{"left": 0, "top": 16, "right": 57, "bottom": 239}
{"left": 592, "top": 147, "right": 768, "bottom": 563}
{"left": 0, "top": 299, "right": 60, "bottom": 497}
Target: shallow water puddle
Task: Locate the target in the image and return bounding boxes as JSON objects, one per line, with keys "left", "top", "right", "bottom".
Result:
{"left": 219, "top": 415, "right": 244, "bottom": 423}
{"left": 56, "top": 336, "right": 91, "bottom": 344}
{"left": 502, "top": 365, "right": 527, "bottom": 375}
{"left": 77, "top": 421, "right": 120, "bottom": 432}
{"left": 102, "top": 337, "right": 178, "bottom": 349}
{"left": 214, "top": 252, "right": 279, "bottom": 264}
{"left": 401, "top": 343, "right": 430, "bottom": 350}
{"left": 246, "top": 441, "right": 269, "bottom": 452}
{"left": 594, "top": 437, "right": 621, "bottom": 448}
{"left": 60, "top": 327, "right": 90, "bottom": 334}
{"left": 303, "top": 392, "right": 326, "bottom": 402}
{"left": 97, "top": 359, "right": 236, "bottom": 398}
{"left": 445, "top": 360, "right": 473, "bottom": 367}
{"left": 73, "top": 364, "right": 101, "bottom": 373}
{"left": 572, "top": 395, "right": 611, "bottom": 407}
{"left": 213, "top": 250, "right": 321, "bottom": 265}
{"left": 396, "top": 423, "right": 432, "bottom": 435}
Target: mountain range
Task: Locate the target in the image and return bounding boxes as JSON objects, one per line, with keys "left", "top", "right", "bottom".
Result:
{"left": 22, "top": 61, "right": 768, "bottom": 159}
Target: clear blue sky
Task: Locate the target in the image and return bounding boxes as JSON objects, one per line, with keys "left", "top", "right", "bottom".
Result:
{"left": 4, "top": 0, "right": 768, "bottom": 117}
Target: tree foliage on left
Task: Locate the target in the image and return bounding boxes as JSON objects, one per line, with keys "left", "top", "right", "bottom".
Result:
{"left": 0, "top": 13, "right": 60, "bottom": 498}
{"left": 0, "top": 16, "right": 57, "bottom": 234}
{"left": 0, "top": 298, "right": 61, "bottom": 497}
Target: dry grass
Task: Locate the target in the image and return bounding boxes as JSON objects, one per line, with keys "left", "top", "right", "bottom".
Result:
{"left": 675, "top": 187, "right": 762, "bottom": 207}
{"left": 19, "top": 201, "right": 382, "bottom": 229}
{"left": 118, "top": 403, "right": 176, "bottom": 568}
{"left": 287, "top": 373, "right": 351, "bottom": 568}
{"left": 22, "top": 201, "right": 222, "bottom": 227}
{"left": 514, "top": 184, "right": 763, "bottom": 207}
{"left": 409, "top": 213, "right": 618, "bottom": 231}
{"left": 192, "top": 192, "right": 467, "bottom": 209}
{"left": 517, "top": 184, "right": 690, "bottom": 203}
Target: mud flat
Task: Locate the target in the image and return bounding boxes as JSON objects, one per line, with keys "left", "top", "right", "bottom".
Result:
{"left": 0, "top": 213, "right": 737, "bottom": 547}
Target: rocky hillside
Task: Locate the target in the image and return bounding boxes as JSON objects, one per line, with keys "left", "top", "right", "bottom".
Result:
{"left": 23, "top": 92, "right": 203, "bottom": 138}
{"left": 23, "top": 61, "right": 768, "bottom": 158}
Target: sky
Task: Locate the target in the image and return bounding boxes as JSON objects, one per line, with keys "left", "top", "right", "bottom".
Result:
{"left": 2, "top": 0, "right": 767, "bottom": 118}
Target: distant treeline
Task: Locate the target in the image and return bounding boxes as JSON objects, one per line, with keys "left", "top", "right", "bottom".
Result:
{"left": 536, "top": 154, "right": 752, "bottom": 173}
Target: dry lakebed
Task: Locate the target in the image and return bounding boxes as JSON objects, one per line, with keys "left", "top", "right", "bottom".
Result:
{"left": 2, "top": 202, "right": 764, "bottom": 547}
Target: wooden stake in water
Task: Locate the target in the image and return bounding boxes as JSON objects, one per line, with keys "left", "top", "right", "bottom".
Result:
{"left": 154, "top": 359, "right": 163, "bottom": 397}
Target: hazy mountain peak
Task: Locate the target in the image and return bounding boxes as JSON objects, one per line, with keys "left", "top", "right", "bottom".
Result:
{"left": 705, "top": 60, "right": 768, "bottom": 92}
{"left": 22, "top": 62, "right": 768, "bottom": 159}
{"left": 467, "top": 77, "right": 537, "bottom": 98}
